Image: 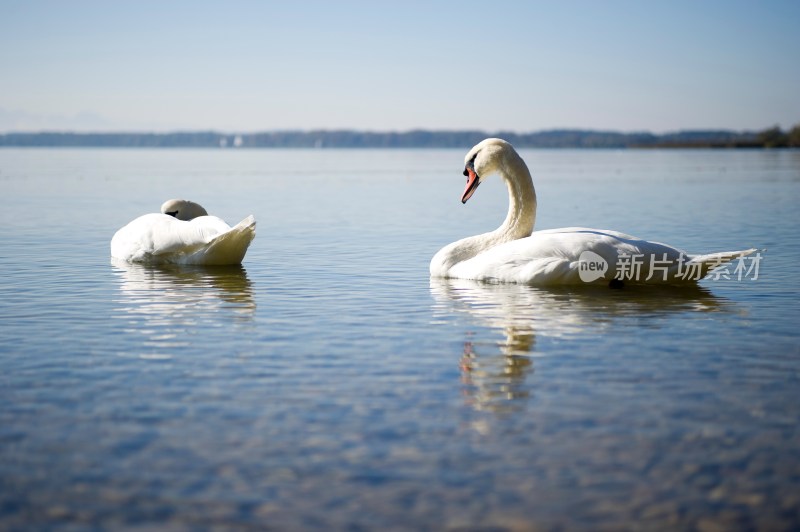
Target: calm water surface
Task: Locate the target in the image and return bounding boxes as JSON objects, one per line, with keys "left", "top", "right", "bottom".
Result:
{"left": 1, "top": 148, "right": 799, "bottom": 530}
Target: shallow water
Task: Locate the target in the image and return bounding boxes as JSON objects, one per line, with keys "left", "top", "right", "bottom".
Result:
{"left": 1, "top": 148, "right": 799, "bottom": 529}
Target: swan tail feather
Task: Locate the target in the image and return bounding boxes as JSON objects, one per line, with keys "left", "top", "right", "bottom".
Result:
{"left": 197, "top": 215, "right": 256, "bottom": 265}
{"left": 686, "top": 248, "right": 757, "bottom": 281}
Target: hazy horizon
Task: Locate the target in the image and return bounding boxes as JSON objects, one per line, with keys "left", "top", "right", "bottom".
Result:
{"left": 1, "top": 1, "right": 798, "bottom": 134}
{"left": 0, "top": 125, "right": 778, "bottom": 135}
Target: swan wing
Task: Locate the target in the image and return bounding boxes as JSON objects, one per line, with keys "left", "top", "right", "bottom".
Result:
{"left": 184, "top": 215, "right": 256, "bottom": 265}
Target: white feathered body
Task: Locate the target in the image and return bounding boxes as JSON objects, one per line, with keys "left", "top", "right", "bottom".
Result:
{"left": 432, "top": 226, "right": 753, "bottom": 285}
{"left": 111, "top": 213, "right": 256, "bottom": 266}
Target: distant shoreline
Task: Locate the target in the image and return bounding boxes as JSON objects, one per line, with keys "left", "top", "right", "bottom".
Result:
{"left": 0, "top": 128, "right": 797, "bottom": 149}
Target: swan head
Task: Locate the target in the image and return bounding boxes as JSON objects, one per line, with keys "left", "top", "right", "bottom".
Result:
{"left": 461, "top": 138, "right": 514, "bottom": 204}
{"left": 160, "top": 199, "right": 209, "bottom": 221}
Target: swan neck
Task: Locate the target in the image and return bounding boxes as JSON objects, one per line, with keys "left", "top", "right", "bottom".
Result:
{"left": 496, "top": 150, "right": 537, "bottom": 241}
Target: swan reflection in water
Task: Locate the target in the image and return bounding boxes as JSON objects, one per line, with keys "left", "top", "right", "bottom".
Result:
{"left": 111, "top": 259, "right": 255, "bottom": 352}
{"left": 430, "top": 278, "right": 733, "bottom": 414}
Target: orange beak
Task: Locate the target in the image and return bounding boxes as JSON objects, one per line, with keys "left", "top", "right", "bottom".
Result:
{"left": 461, "top": 167, "right": 480, "bottom": 204}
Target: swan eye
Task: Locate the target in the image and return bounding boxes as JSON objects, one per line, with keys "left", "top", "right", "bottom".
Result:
{"left": 464, "top": 154, "right": 478, "bottom": 176}
{"left": 166, "top": 210, "right": 179, "bottom": 217}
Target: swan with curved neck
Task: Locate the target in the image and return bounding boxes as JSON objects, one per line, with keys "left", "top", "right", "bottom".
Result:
{"left": 111, "top": 199, "right": 256, "bottom": 266}
{"left": 430, "top": 138, "right": 755, "bottom": 286}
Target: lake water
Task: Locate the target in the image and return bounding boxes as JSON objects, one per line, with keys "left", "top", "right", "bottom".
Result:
{"left": 1, "top": 147, "right": 799, "bottom": 530}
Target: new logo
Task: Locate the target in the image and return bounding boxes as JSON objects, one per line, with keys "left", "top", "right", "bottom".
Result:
{"left": 578, "top": 251, "right": 609, "bottom": 282}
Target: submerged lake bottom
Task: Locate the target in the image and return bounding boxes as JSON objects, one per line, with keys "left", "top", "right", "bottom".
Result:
{"left": 1, "top": 148, "right": 799, "bottom": 529}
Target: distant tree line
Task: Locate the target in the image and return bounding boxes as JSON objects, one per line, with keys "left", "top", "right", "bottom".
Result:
{"left": 1, "top": 125, "right": 798, "bottom": 148}
{"left": 756, "top": 125, "right": 800, "bottom": 148}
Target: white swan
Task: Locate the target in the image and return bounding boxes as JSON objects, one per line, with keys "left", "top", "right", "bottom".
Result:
{"left": 430, "top": 138, "right": 755, "bottom": 286}
{"left": 111, "top": 199, "right": 256, "bottom": 266}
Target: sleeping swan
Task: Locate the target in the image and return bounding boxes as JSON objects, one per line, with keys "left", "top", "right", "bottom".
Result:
{"left": 111, "top": 199, "right": 256, "bottom": 266}
{"left": 430, "top": 138, "right": 755, "bottom": 286}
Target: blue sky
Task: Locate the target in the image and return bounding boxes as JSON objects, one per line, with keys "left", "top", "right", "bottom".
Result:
{"left": 1, "top": 0, "right": 797, "bottom": 133}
